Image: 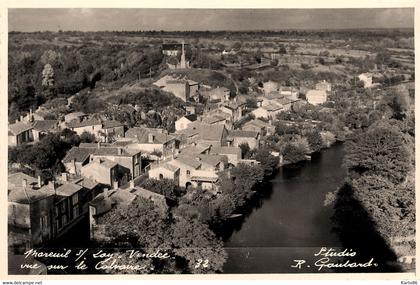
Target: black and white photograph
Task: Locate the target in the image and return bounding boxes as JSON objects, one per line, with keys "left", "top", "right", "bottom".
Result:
{"left": 4, "top": 4, "right": 416, "bottom": 278}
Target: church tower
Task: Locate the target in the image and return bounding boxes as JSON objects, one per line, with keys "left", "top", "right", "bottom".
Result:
{"left": 180, "top": 40, "right": 187, "bottom": 69}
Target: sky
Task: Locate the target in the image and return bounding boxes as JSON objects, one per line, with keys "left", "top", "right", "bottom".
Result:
{"left": 8, "top": 8, "right": 414, "bottom": 32}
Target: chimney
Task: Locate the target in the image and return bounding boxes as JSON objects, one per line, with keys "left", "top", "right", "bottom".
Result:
{"left": 62, "top": 172, "right": 68, "bottom": 182}
{"left": 48, "top": 180, "right": 55, "bottom": 191}
{"left": 130, "top": 180, "right": 135, "bottom": 189}
{"left": 37, "top": 176, "right": 42, "bottom": 188}
{"left": 97, "top": 141, "right": 101, "bottom": 148}
{"left": 103, "top": 188, "right": 109, "bottom": 198}
{"left": 20, "top": 115, "right": 24, "bottom": 122}
{"left": 148, "top": 133, "right": 154, "bottom": 143}
{"left": 22, "top": 179, "right": 27, "bottom": 188}
{"left": 113, "top": 180, "right": 119, "bottom": 189}
{"left": 29, "top": 109, "right": 34, "bottom": 122}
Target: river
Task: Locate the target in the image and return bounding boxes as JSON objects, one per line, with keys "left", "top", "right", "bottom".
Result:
{"left": 222, "top": 143, "right": 347, "bottom": 273}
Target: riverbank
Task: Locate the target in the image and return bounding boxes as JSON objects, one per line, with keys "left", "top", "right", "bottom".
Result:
{"left": 221, "top": 143, "right": 347, "bottom": 273}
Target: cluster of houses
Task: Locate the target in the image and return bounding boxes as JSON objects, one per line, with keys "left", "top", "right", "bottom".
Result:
{"left": 8, "top": 50, "right": 335, "bottom": 252}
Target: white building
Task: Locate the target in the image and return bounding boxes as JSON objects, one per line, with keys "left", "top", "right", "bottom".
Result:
{"left": 306, "top": 90, "right": 328, "bottom": 105}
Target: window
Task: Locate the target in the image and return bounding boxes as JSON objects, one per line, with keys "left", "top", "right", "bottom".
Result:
{"left": 159, "top": 174, "right": 164, "bottom": 180}
{"left": 60, "top": 202, "right": 66, "bottom": 213}
{"left": 62, "top": 215, "right": 67, "bottom": 226}
{"left": 186, "top": 170, "right": 191, "bottom": 176}
{"left": 73, "top": 205, "right": 80, "bottom": 219}
{"left": 71, "top": 194, "right": 78, "bottom": 205}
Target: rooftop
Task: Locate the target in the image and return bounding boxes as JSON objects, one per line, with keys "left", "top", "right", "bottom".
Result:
{"left": 32, "top": 120, "right": 58, "bottom": 132}
{"left": 8, "top": 122, "right": 33, "bottom": 136}
{"left": 62, "top": 147, "right": 95, "bottom": 163}
{"left": 210, "top": 146, "right": 242, "bottom": 156}
{"left": 228, "top": 130, "right": 259, "bottom": 138}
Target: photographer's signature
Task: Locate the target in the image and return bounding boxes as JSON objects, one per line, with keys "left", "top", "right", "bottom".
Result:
{"left": 291, "top": 247, "right": 378, "bottom": 271}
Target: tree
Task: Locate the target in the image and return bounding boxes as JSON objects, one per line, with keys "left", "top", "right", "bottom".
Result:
{"left": 42, "top": 64, "right": 55, "bottom": 87}
{"left": 282, "top": 143, "right": 308, "bottom": 164}
{"left": 171, "top": 217, "right": 227, "bottom": 273}
{"left": 140, "top": 178, "right": 181, "bottom": 200}
{"left": 80, "top": 131, "right": 96, "bottom": 143}
{"left": 255, "top": 148, "right": 279, "bottom": 177}
{"left": 343, "top": 123, "right": 411, "bottom": 183}
{"left": 97, "top": 196, "right": 168, "bottom": 248}
{"left": 305, "top": 130, "right": 323, "bottom": 152}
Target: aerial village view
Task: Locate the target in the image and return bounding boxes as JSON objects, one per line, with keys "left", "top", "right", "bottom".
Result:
{"left": 7, "top": 8, "right": 415, "bottom": 275}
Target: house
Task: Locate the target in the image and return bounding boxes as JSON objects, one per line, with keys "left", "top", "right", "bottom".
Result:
{"left": 162, "top": 43, "right": 186, "bottom": 56}
{"left": 66, "top": 118, "right": 102, "bottom": 137}
{"left": 80, "top": 158, "right": 121, "bottom": 187}
{"left": 202, "top": 86, "right": 230, "bottom": 102}
{"left": 53, "top": 179, "right": 89, "bottom": 237}
{"left": 315, "top": 80, "right": 332, "bottom": 92}
{"left": 64, "top": 112, "right": 87, "bottom": 123}
{"left": 220, "top": 101, "right": 244, "bottom": 122}
{"left": 178, "top": 143, "right": 211, "bottom": 156}
{"left": 154, "top": 75, "right": 199, "bottom": 102}
{"left": 175, "top": 114, "right": 197, "bottom": 131}
{"left": 227, "top": 130, "right": 260, "bottom": 149}
{"left": 67, "top": 118, "right": 124, "bottom": 142}
{"left": 209, "top": 146, "right": 242, "bottom": 166}
{"left": 262, "top": 81, "right": 280, "bottom": 95}
{"left": 148, "top": 163, "right": 180, "bottom": 185}
{"left": 8, "top": 173, "right": 92, "bottom": 251}
{"left": 169, "top": 155, "right": 202, "bottom": 188}
{"left": 242, "top": 119, "right": 275, "bottom": 136}
{"left": 252, "top": 103, "right": 283, "bottom": 119}
{"left": 197, "top": 154, "right": 225, "bottom": 172}
{"left": 306, "top": 90, "right": 328, "bottom": 105}
{"left": 32, "top": 120, "right": 60, "bottom": 142}
{"left": 188, "top": 122, "right": 229, "bottom": 147}
{"left": 88, "top": 145, "right": 142, "bottom": 181}
{"left": 8, "top": 173, "right": 55, "bottom": 251}
{"left": 62, "top": 147, "right": 96, "bottom": 175}
{"left": 358, "top": 73, "right": 373, "bottom": 88}
{"left": 129, "top": 186, "right": 169, "bottom": 214}
{"left": 101, "top": 120, "right": 125, "bottom": 141}
{"left": 124, "top": 127, "right": 179, "bottom": 159}
{"left": 22, "top": 109, "right": 46, "bottom": 123}
{"left": 8, "top": 122, "right": 33, "bottom": 146}
{"left": 279, "top": 86, "right": 299, "bottom": 101}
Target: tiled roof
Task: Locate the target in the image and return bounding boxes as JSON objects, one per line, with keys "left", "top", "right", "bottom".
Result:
{"left": 262, "top": 103, "right": 283, "bottom": 112}
{"left": 228, "top": 130, "right": 259, "bottom": 138}
{"left": 179, "top": 144, "right": 209, "bottom": 156}
{"left": 162, "top": 163, "right": 180, "bottom": 172}
{"left": 56, "top": 182, "right": 83, "bottom": 197}
{"left": 174, "top": 154, "right": 202, "bottom": 169}
{"left": 8, "top": 173, "right": 54, "bottom": 204}
{"left": 210, "top": 146, "right": 241, "bottom": 156}
{"left": 189, "top": 122, "right": 226, "bottom": 142}
{"left": 243, "top": 119, "right": 271, "bottom": 129}
{"left": 32, "top": 120, "right": 58, "bottom": 131}
{"left": 198, "top": 154, "right": 224, "bottom": 167}
{"left": 87, "top": 158, "right": 118, "bottom": 169}
{"left": 67, "top": 118, "right": 102, "bottom": 128}
{"left": 92, "top": 147, "right": 139, "bottom": 157}
{"left": 125, "top": 127, "right": 176, "bottom": 144}
{"left": 102, "top": 120, "right": 123, "bottom": 129}
{"left": 62, "top": 147, "right": 95, "bottom": 163}
{"left": 130, "top": 187, "right": 166, "bottom": 201}
{"left": 8, "top": 122, "right": 33, "bottom": 136}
